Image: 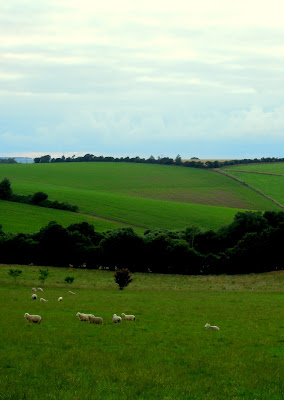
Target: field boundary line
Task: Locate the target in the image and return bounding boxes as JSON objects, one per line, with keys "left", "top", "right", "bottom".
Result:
{"left": 213, "top": 169, "right": 284, "bottom": 209}
{"left": 223, "top": 169, "right": 284, "bottom": 177}
{"left": 78, "top": 211, "right": 147, "bottom": 230}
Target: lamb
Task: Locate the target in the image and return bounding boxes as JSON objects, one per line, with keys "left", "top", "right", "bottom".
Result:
{"left": 68, "top": 290, "right": 75, "bottom": 295}
{"left": 88, "top": 315, "right": 103, "bottom": 324}
{"left": 40, "top": 298, "right": 48, "bottom": 302}
{"left": 205, "top": 323, "right": 220, "bottom": 331}
{"left": 113, "top": 314, "right": 122, "bottom": 323}
{"left": 58, "top": 297, "right": 63, "bottom": 302}
{"left": 32, "top": 288, "right": 37, "bottom": 292}
{"left": 121, "top": 313, "right": 136, "bottom": 321}
{"left": 37, "top": 287, "right": 43, "bottom": 292}
{"left": 24, "top": 313, "right": 42, "bottom": 324}
{"left": 76, "top": 312, "right": 92, "bottom": 321}
{"left": 31, "top": 294, "right": 37, "bottom": 300}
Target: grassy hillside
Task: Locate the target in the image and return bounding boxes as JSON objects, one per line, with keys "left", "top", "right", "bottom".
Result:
{"left": 0, "top": 265, "right": 283, "bottom": 399}
{"left": 0, "top": 201, "right": 132, "bottom": 234}
{"left": 0, "top": 162, "right": 281, "bottom": 234}
{"left": 225, "top": 162, "right": 284, "bottom": 175}
{"left": 223, "top": 163, "right": 284, "bottom": 206}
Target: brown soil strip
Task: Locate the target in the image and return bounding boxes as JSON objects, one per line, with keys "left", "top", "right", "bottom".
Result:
{"left": 213, "top": 169, "right": 284, "bottom": 209}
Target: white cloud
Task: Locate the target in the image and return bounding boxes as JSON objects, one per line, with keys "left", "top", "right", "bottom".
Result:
{"left": 1, "top": 0, "right": 284, "bottom": 157}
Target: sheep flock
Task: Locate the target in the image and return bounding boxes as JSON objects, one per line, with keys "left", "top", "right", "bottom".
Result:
{"left": 25, "top": 287, "right": 220, "bottom": 331}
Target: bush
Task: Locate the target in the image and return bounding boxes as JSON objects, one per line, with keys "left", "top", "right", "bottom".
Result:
{"left": 114, "top": 268, "right": 133, "bottom": 290}
{"left": 8, "top": 269, "right": 22, "bottom": 282}
{"left": 65, "top": 276, "right": 75, "bottom": 284}
{"left": 39, "top": 269, "right": 50, "bottom": 285}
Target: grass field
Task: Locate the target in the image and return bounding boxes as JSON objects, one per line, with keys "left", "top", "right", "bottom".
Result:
{"left": 223, "top": 168, "right": 284, "bottom": 206}
{"left": 225, "top": 162, "right": 284, "bottom": 175}
{"left": 0, "top": 265, "right": 283, "bottom": 399}
{"left": 0, "top": 201, "right": 132, "bottom": 234}
{"left": 0, "top": 162, "right": 281, "bottom": 234}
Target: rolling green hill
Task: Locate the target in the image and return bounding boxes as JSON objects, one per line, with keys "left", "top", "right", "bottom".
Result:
{"left": 0, "top": 162, "right": 281, "bottom": 234}
{"left": 0, "top": 201, "right": 132, "bottom": 234}
{"left": 224, "top": 162, "right": 284, "bottom": 206}
{"left": 224, "top": 162, "right": 284, "bottom": 175}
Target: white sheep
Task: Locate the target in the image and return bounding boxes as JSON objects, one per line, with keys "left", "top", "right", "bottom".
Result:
{"left": 40, "top": 298, "right": 48, "bottom": 302}
{"left": 37, "top": 287, "right": 43, "bottom": 292}
{"left": 76, "top": 312, "right": 92, "bottom": 321}
{"left": 205, "top": 323, "right": 220, "bottom": 331}
{"left": 68, "top": 290, "right": 75, "bottom": 295}
{"left": 31, "top": 294, "right": 37, "bottom": 300}
{"left": 32, "top": 288, "right": 37, "bottom": 292}
{"left": 24, "top": 313, "right": 42, "bottom": 324}
{"left": 113, "top": 314, "right": 122, "bottom": 323}
{"left": 121, "top": 313, "right": 136, "bottom": 321}
{"left": 58, "top": 297, "right": 63, "bottom": 302}
{"left": 88, "top": 315, "right": 103, "bottom": 324}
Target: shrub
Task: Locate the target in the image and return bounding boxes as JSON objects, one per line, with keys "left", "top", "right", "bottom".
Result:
{"left": 114, "top": 268, "right": 133, "bottom": 290}
{"left": 8, "top": 269, "right": 22, "bottom": 282}
{"left": 39, "top": 269, "right": 50, "bottom": 285}
{"left": 65, "top": 276, "right": 75, "bottom": 284}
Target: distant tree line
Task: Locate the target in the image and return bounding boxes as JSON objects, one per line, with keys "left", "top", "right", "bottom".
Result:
{"left": 0, "top": 211, "right": 283, "bottom": 275}
{"left": 34, "top": 154, "right": 284, "bottom": 169}
{"left": 0, "top": 158, "right": 17, "bottom": 164}
{"left": 0, "top": 178, "right": 78, "bottom": 212}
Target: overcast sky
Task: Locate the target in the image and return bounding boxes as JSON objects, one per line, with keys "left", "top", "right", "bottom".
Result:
{"left": 1, "top": 0, "right": 284, "bottom": 159}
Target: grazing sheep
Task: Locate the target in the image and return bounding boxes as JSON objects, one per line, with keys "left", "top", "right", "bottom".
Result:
{"left": 68, "top": 290, "right": 75, "bottom": 295}
{"left": 37, "top": 287, "right": 43, "bottom": 292}
{"left": 40, "top": 298, "right": 48, "bottom": 302}
{"left": 58, "top": 297, "right": 63, "bottom": 302}
{"left": 88, "top": 315, "right": 103, "bottom": 324}
{"left": 205, "top": 323, "right": 220, "bottom": 331}
{"left": 113, "top": 314, "right": 122, "bottom": 323}
{"left": 31, "top": 294, "right": 37, "bottom": 300}
{"left": 121, "top": 313, "right": 136, "bottom": 321}
{"left": 24, "top": 313, "right": 42, "bottom": 324}
{"left": 32, "top": 288, "right": 37, "bottom": 292}
{"left": 76, "top": 312, "right": 92, "bottom": 321}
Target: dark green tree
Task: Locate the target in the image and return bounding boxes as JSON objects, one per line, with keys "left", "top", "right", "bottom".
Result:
{"left": 0, "top": 178, "right": 13, "bottom": 200}
{"left": 114, "top": 268, "right": 133, "bottom": 290}
{"left": 30, "top": 192, "right": 48, "bottom": 205}
{"left": 175, "top": 154, "right": 182, "bottom": 165}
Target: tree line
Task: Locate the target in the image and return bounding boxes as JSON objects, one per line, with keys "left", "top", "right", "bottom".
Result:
{"left": 0, "top": 178, "right": 78, "bottom": 212}
{"left": 34, "top": 154, "right": 284, "bottom": 169}
{"left": 0, "top": 211, "right": 283, "bottom": 275}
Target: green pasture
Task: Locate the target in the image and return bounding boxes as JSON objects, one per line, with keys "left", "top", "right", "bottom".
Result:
{"left": 0, "top": 265, "right": 283, "bottom": 400}
{"left": 0, "top": 162, "right": 281, "bottom": 234}
{"left": 225, "top": 162, "right": 284, "bottom": 175}
{"left": 0, "top": 162, "right": 279, "bottom": 209}
{"left": 0, "top": 201, "right": 130, "bottom": 234}
{"left": 224, "top": 172, "right": 284, "bottom": 206}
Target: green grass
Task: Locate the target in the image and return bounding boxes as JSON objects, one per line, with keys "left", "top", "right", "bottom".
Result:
{"left": 224, "top": 172, "right": 284, "bottom": 206}
{"left": 225, "top": 162, "right": 284, "bottom": 175}
{"left": 0, "top": 200, "right": 133, "bottom": 234}
{"left": 0, "top": 162, "right": 281, "bottom": 234}
{"left": 0, "top": 265, "right": 283, "bottom": 399}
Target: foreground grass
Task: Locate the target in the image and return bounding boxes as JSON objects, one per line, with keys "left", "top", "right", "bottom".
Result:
{"left": 0, "top": 265, "right": 283, "bottom": 399}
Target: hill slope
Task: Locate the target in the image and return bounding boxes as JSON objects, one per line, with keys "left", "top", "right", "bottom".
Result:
{"left": 0, "top": 162, "right": 281, "bottom": 233}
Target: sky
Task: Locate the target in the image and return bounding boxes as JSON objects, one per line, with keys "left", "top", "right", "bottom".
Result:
{"left": 1, "top": 0, "right": 284, "bottom": 160}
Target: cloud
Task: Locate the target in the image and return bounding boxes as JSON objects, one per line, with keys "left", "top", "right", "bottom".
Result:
{"left": 1, "top": 0, "right": 284, "bottom": 157}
